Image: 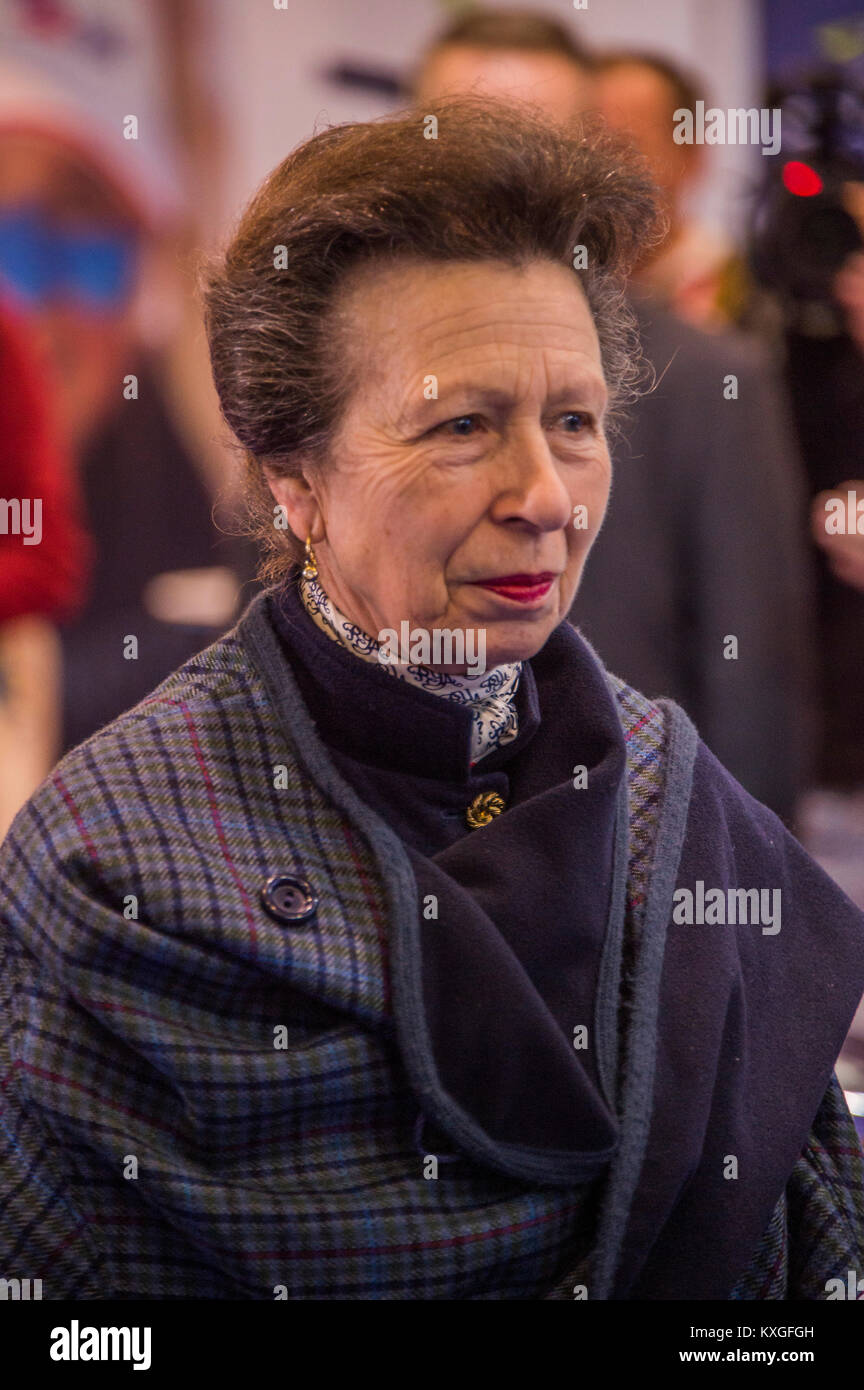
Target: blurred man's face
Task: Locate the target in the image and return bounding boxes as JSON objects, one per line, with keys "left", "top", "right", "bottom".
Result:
{"left": 415, "top": 45, "right": 594, "bottom": 125}
{"left": 596, "top": 63, "right": 698, "bottom": 210}
{"left": 0, "top": 132, "right": 141, "bottom": 454}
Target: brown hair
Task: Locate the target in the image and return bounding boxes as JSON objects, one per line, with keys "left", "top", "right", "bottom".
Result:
{"left": 203, "top": 97, "right": 663, "bottom": 580}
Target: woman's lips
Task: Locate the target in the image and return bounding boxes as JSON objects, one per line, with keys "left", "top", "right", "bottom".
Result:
{"left": 471, "top": 573, "right": 557, "bottom": 604}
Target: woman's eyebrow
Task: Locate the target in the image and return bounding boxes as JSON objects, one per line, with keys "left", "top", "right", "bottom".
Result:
{"left": 546, "top": 380, "right": 608, "bottom": 409}
{"left": 394, "top": 385, "right": 509, "bottom": 433}
{"left": 410, "top": 384, "right": 513, "bottom": 414}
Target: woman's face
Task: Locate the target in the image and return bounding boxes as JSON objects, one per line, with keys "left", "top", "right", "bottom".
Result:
{"left": 272, "top": 257, "right": 612, "bottom": 671}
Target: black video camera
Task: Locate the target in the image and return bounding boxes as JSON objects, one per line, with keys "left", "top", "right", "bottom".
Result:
{"left": 750, "top": 70, "right": 864, "bottom": 335}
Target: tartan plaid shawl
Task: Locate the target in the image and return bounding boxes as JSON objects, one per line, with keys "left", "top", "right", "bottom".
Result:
{"left": 1, "top": 590, "right": 862, "bottom": 1300}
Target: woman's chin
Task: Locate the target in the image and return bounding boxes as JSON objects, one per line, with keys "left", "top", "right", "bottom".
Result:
{"left": 483, "top": 620, "right": 558, "bottom": 670}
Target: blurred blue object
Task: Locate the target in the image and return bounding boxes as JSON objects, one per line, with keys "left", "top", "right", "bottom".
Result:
{"left": 0, "top": 204, "right": 137, "bottom": 309}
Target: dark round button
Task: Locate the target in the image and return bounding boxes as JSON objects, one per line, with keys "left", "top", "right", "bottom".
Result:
{"left": 260, "top": 875, "right": 318, "bottom": 924}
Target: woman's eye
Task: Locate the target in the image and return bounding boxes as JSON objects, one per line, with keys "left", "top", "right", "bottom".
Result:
{"left": 559, "top": 411, "right": 589, "bottom": 433}
{"left": 438, "top": 415, "right": 479, "bottom": 436}
{"left": 431, "top": 411, "right": 591, "bottom": 439}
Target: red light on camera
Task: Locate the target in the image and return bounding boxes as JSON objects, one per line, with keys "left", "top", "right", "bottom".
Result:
{"left": 782, "top": 161, "right": 824, "bottom": 197}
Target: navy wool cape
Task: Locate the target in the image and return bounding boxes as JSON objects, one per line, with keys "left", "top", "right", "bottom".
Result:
{"left": 0, "top": 589, "right": 863, "bottom": 1300}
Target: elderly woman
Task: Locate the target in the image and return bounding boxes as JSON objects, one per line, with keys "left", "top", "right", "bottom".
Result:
{"left": 1, "top": 100, "right": 863, "bottom": 1303}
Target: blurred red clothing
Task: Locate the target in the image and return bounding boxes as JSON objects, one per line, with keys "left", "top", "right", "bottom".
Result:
{"left": 0, "top": 303, "right": 90, "bottom": 624}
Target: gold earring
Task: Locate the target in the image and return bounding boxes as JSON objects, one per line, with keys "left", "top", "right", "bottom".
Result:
{"left": 302, "top": 534, "right": 318, "bottom": 580}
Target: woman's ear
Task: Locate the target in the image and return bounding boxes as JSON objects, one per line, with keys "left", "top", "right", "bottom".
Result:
{"left": 263, "top": 463, "right": 325, "bottom": 545}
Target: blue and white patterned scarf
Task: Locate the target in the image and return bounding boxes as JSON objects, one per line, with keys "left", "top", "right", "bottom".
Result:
{"left": 299, "top": 570, "right": 521, "bottom": 765}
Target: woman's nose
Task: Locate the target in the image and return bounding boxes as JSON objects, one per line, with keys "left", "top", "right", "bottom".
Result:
{"left": 491, "top": 432, "right": 574, "bottom": 531}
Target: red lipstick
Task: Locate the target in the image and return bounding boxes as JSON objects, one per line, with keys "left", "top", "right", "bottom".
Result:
{"left": 471, "top": 572, "right": 557, "bottom": 604}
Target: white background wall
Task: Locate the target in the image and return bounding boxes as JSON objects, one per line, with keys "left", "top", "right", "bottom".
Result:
{"left": 205, "top": 0, "right": 763, "bottom": 242}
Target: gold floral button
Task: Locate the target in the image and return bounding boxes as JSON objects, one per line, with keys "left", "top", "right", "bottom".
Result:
{"left": 466, "top": 791, "right": 506, "bottom": 829}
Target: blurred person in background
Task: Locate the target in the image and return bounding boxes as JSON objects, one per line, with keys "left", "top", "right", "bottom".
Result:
{"left": 737, "top": 80, "right": 864, "bottom": 805}
{"left": 0, "top": 303, "right": 90, "bottom": 837}
{"left": 414, "top": 10, "right": 815, "bottom": 826}
{"left": 410, "top": 6, "right": 595, "bottom": 122}
{"left": 800, "top": 249, "right": 864, "bottom": 1085}
{"left": 798, "top": 245, "right": 864, "bottom": 1103}
{"left": 0, "top": 1, "right": 250, "bottom": 754}
{"left": 594, "top": 52, "right": 740, "bottom": 330}
{"left": 809, "top": 249, "right": 864, "bottom": 605}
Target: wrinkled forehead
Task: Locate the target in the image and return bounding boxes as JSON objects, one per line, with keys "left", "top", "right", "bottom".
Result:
{"left": 330, "top": 256, "right": 606, "bottom": 407}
